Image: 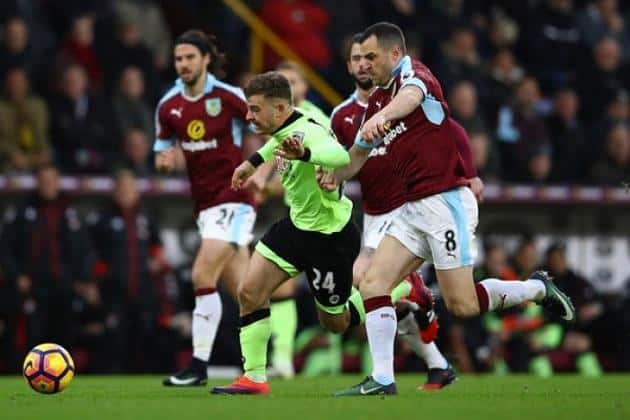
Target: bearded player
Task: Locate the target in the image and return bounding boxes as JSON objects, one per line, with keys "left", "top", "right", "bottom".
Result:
{"left": 154, "top": 30, "right": 258, "bottom": 387}
{"left": 324, "top": 23, "right": 575, "bottom": 395}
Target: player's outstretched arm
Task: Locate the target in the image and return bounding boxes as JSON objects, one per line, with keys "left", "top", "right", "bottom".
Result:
{"left": 275, "top": 133, "right": 350, "bottom": 168}
{"left": 231, "top": 160, "right": 256, "bottom": 190}
{"left": 361, "top": 85, "right": 424, "bottom": 142}
{"left": 331, "top": 144, "right": 370, "bottom": 183}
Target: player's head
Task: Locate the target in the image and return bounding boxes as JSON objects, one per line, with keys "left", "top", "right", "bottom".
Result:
{"left": 173, "top": 30, "right": 225, "bottom": 86}
{"left": 358, "top": 22, "right": 406, "bottom": 86}
{"left": 244, "top": 71, "right": 293, "bottom": 134}
{"left": 276, "top": 61, "right": 308, "bottom": 105}
{"left": 346, "top": 33, "right": 372, "bottom": 91}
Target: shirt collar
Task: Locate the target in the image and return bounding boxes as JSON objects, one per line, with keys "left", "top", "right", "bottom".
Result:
{"left": 271, "top": 109, "right": 303, "bottom": 135}
{"left": 176, "top": 73, "right": 215, "bottom": 101}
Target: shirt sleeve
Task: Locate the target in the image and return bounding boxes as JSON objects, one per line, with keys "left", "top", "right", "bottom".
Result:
{"left": 256, "top": 137, "right": 280, "bottom": 162}
{"left": 153, "top": 102, "right": 175, "bottom": 152}
{"left": 303, "top": 125, "right": 350, "bottom": 168}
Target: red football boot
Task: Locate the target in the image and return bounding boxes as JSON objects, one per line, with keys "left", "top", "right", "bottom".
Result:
{"left": 211, "top": 376, "right": 270, "bottom": 395}
{"left": 405, "top": 272, "right": 439, "bottom": 343}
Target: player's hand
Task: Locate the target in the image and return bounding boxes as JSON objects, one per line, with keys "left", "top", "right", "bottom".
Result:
{"left": 316, "top": 167, "right": 338, "bottom": 192}
{"left": 468, "top": 176, "right": 485, "bottom": 203}
{"left": 360, "top": 113, "right": 389, "bottom": 143}
{"left": 155, "top": 148, "right": 176, "bottom": 172}
{"left": 231, "top": 161, "right": 256, "bottom": 190}
{"left": 274, "top": 136, "right": 305, "bottom": 160}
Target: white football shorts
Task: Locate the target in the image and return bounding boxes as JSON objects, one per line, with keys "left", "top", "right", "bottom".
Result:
{"left": 386, "top": 186, "right": 478, "bottom": 270}
{"left": 196, "top": 202, "right": 256, "bottom": 246}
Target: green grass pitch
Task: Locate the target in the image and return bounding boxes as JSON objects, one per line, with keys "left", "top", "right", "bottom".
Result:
{"left": 2, "top": 375, "right": 629, "bottom": 420}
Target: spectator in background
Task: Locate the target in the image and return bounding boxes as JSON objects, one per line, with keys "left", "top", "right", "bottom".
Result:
{"left": 589, "top": 122, "right": 629, "bottom": 184}
{"left": 546, "top": 87, "right": 588, "bottom": 182}
{"left": 525, "top": 0, "right": 581, "bottom": 91}
{"left": 48, "top": 64, "right": 113, "bottom": 173}
{"left": 276, "top": 60, "right": 330, "bottom": 125}
{"left": 449, "top": 80, "right": 487, "bottom": 133}
{"left": 1, "top": 164, "right": 92, "bottom": 356}
{"left": 469, "top": 130, "right": 502, "bottom": 181}
{"left": 111, "top": 66, "right": 153, "bottom": 140}
{"left": 434, "top": 26, "right": 486, "bottom": 99}
{"left": 544, "top": 243, "right": 603, "bottom": 376}
{"left": 577, "top": 36, "right": 629, "bottom": 123}
{"left": 485, "top": 48, "right": 524, "bottom": 124}
{"left": 100, "top": 17, "right": 157, "bottom": 102}
{"left": 577, "top": 0, "right": 630, "bottom": 60}
{"left": 111, "top": 0, "right": 172, "bottom": 72}
{"left": 496, "top": 76, "right": 552, "bottom": 182}
{"left": 58, "top": 12, "right": 103, "bottom": 90}
{"left": 0, "top": 16, "right": 47, "bottom": 92}
{"left": 259, "top": 0, "right": 332, "bottom": 71}
{"left": 116, "top": 127, "right": 153, "bottom": 176}
{"left": 0, "top": 67, "right": 51, "bottom": 173}
{"left": 87, "top": 169, "right": 170, "bottom": 372}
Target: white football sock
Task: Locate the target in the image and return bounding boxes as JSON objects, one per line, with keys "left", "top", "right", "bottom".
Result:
{"left": 397, "top": 312, "right": 448, "bottom": 369}
{"left": 192, "top": 291, "right": 222, "bottom": 362}
{"left": 479, "top": 278, "right": 545, "bottom": 312}
{"left": 366, "top": 306, "right": 397, "bottom": 385}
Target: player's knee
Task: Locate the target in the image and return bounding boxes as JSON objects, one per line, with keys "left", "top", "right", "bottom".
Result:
{"left": 444, "top": 296, "right": 479, "bottom": 318}
{"left": 320, "top": 317, "right": 347, "bottom": 334}
{"left": 237, "top": 283, "right": 264, "bottom": 312}
{"left": 317, "top": 311, "right": 348, "bottom": 334}
{"left": 361, "top": 268, "right": 387, "bottom": 297}
{"left": 352, "top": 265, "right": 365, "bottom": 287}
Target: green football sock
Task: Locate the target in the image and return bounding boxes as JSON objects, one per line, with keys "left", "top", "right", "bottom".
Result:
{"left": 240, "top": 313, "right": 271, "bottom": 383}
{"left": 529, "top": 355, "right": 553, "bottom": 377}
{"left": 347, "top": 287, "right": 366, "bottom": 325}
{"left": 270, "top": 299, "right": 297, "bottom": 374}
{"left": 576, "top": 352, "right": 602, "bottom": 377}
{"left": 391, "top": 279, "right": 412, "bottom": 303}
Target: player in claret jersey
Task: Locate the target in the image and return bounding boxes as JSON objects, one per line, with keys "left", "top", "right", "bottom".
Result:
{"left": 154, "top": 30, "right": 259, "bottom": 387}
{"left": 330, "top": 34, "right": 465, "bottom": 390}
{"left": 327, "top": 23, "right": 575, "bottom": 396}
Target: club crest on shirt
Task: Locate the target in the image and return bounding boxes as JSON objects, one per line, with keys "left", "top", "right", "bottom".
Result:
{"left": 205, "top": 98, "right": 222, "bottom": 117}
{"left": 291, "top": 131, "right": 305, "bottom": 143}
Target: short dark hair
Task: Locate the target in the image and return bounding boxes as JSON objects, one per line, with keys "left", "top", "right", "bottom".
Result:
{"left": 244, "top": 72, "right": 292, "bottom": 102}
{"left": 344, "top": 33, "right": 363, "bottom": 60}
{"left": 359, "top": 22, "right": 406, "bottom": 54}
{"left": 175, "top": 29, "right": 226, "bottom": 75}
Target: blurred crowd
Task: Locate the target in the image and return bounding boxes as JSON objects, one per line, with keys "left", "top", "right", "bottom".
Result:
{"left": 0, "top": 0, "right": 628, "bottom": 183}
{"left": 1, "top": 0, "right": 630, "bottom": 375}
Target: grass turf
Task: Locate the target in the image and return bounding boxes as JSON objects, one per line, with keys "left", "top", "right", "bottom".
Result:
{"left": 2, "top": 374, "right": 629, "bottom": 420}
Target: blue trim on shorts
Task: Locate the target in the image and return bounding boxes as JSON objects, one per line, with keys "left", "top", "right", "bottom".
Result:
{"left": 230, "top": 204, "right": 249, "bottom": 244}
{"left": 441, "top": 189, "right": 473, "bottom": 266}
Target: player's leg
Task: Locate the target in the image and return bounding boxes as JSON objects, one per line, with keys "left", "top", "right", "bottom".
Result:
{"left": 360, "top": 213, "right": 439, "bottom": 342}
{"left": 335, "top": 233, "right": 423, "bottom": 396}
{"left": 211, "top": 250, "right": 291, "bottom": 395}
{"left": 164, "top": 202, "right": 256, "bottom": 387}
{"left": 432, "top": 188, "right": 574, "bottom": 321}
{"left": 163, "top": 238, "right": 235, "bottom": 386}
{"left": 269, "top": 277, "right": 298, "bottom": 379}
{"left": 212, "top": 218, "right": 303, "bottom": 395}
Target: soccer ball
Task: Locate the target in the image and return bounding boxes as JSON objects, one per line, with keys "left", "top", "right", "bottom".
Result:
{"left": 23, "top": 343, "right": 75, "bottom": 394}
